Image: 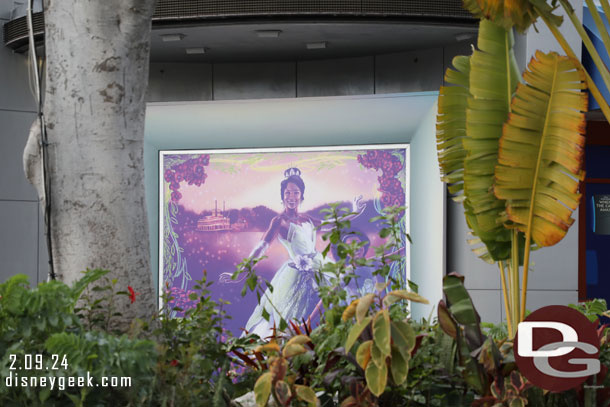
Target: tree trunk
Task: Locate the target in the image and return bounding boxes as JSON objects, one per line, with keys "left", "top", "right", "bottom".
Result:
{"left": 39, "top": 0, "right": 157, "bottom": 322}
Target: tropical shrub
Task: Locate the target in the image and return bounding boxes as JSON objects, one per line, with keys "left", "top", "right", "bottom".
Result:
{"left": 143, "top": 274, "right": 249, "bottom": 407}
{"left": 0, "top": 270, "right": 156, "bottom": 406}
{"left": 438, "top": 273, "right": 610, "bottom": 407}
{"left": 229, "top": 206, "right": 478, "bottom": 407}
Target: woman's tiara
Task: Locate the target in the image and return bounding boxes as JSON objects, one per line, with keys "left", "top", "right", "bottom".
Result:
{"left": 284, "top": 167, "right": 301, "bottom": 178}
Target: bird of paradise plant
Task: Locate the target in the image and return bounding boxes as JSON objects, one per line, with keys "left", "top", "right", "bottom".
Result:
{"left": 435, "top": 0, "right": 603, "bottom": 338}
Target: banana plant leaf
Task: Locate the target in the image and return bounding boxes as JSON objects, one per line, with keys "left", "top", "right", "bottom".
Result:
{"left": 441, "top": 273, "right": 489, "bottom": 395}
{"left": 437, "top": 55, "right": 470, "bottom": 199}
{"left": 462, "top": 0, "right": 563, "bottom": 32}
{"left": 463, "top": 19, "right": 521, "bottom": 261}
{"left": 494, "top": 51, "right": 587, "bottom": 247}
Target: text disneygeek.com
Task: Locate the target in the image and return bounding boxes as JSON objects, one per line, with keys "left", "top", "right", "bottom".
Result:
{"left": 4, "top": 372, "right": 132, "bottom": 391}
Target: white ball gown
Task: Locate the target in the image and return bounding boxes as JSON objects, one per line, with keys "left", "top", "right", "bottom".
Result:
{"left": 244, "top": 221, "right": 325, "bottom": 338}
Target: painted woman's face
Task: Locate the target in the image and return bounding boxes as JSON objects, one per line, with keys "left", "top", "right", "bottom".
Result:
{"left": 283, "top": 182, "right": 302, "bottom": 210}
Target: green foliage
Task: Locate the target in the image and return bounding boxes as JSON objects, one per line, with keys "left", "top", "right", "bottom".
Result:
{"left": 437, "top": 8, "right": 589, "bottom": 338}
{"left": 75, "top": 269, "right": 128, "bottom": 333}
{"left": 569, "top": 298, "right": 610, "bottom": 322}
{"left": 248, "top": 336, "right": 319, "bottom": 407}
{"left": 146, "top": 273, "right": 244, "bottom": 407}
{"left": 438, "top": 275, "right": 610, "bottom": 407}
{"left": 0, "top": 271, "right": 155, "bottom": 406}
{"left": 236, "top": 205, "right": 478, "bottom": 407}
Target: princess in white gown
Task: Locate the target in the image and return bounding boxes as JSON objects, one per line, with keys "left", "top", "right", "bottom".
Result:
{"left": 220, "top": 168, "right": 365, "bottom": 338}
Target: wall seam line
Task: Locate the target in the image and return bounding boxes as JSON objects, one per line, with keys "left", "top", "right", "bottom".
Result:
{"left": 0, "top": 108, "right": 37, "bottom": 114}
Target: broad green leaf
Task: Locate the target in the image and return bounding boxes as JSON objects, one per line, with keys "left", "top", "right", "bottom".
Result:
{"left": 463, "top": 19, "right": 521, "bottom": 262}
{"left": 356, "top": 293, "right": 375, "bottom": 323}
{"left": 286, "top": 334, "right": 310, "bottom": 347}
{"left": 390, "top": 320, "right": 416, "bottom": 359}
{"left": 437, "top": 54, "right": 470, "bottom": 202}
{"left": 373, "top": 310, "right": 391, "bottom": 356}
{"left": 375, "top": 281, "right": 390, "bottom": 292}
{"left": 275, "top": 380, "right": 292, "bottom": 406}
{"left": 256, "top": 341, "right": 280, "bottom": 354}
{"left": 443, "top": 274, "right": 485, "bottom": 350}
{"left": 383, "top": 290, "right": 429, "bottom": 307}
{"left": 365, "top": 358, "right": 388, "bottom": 397}
{"left": 356, "top": 340, "right": 373, "bottom": 369}
{"left": 342, "top": 298, "right": 359, "bottom": 321}
{"left": 269, "top": 357, "right": 287, "bottom": 382}
{"left": 390, "top": 344, "right": 409, "bottom": 385}
{"left": 294, "top": 385, "right": 318, "bottom": 407}
{"left": 282, "top": 343, "right": 307, "bottom": 358}
{"left": 437, "top": 300, "right": 458, "bottom": 339}
{"left": 371, "top": 341, "right": 385, "bottom": 368}
{"left": 345, "top": 316, "right": 372, "bottom": 353}
{"left": 340, "top": 396, "right": 358, "bottom": 407}
{"left": 254, "top": 372, "right": 272, "bottom": 407}
{"left": 443, "top": 275, "right": 480, "bottom": 325}
{"left": 495, "top": 51, "right": 587, "bottom": 248}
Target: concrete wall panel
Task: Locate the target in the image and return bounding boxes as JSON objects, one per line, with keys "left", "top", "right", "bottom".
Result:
{"left": 0, "top": 110, "right": 37, "bottom": 201}
{"left": 148, "top": 63, "right": 213, "bottom": 102}
{"left": 297, "top": 57, "right": 374, "bottom": 97}
{"left": 470, "top": 289, "right": 503, "bottom": 324}
{"left": 214, "top": 62, "right": 296, "bottom": 100}
{"left": 0, "top": 45, "right": 36, "bottom": 112}
{"left": 376, "top": 48, "right": 443, "bottom": 93}
{"left": 0, "top": 201, "right": 39, "bottom": 284}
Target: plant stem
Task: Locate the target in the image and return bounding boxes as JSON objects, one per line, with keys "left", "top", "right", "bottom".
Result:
{"left": 538, "top": 13, "right": 610, "bottom": 122}
{"left": 557, "top": 0, "right": 610, "bottom": 87}
{"left": 498, "top": 261, "right": 513, "bottom": 336}
{"left": 584, "top": 0, "right": 610, "bottom": 61}
{"left": 584, "top": 375, "right": 596, "bottom": 407}
{"left": 510, "top": 230, "right": 521, "bottom": 338}
{"left": 520, "top": 54, "right": 559, "bottom": 322}
{"left": 600, "top": 0, "right": 610, "bottom": 34}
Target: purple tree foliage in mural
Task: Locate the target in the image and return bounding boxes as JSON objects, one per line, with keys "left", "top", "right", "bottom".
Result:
{"left": 164, "top": 154, "right": 211, "bottom": 201}
{"left": 357, "top": 150, "right": 405, "bottom": 207}
{"left": 166, "top": 286, "right": 199, "bottom": 311}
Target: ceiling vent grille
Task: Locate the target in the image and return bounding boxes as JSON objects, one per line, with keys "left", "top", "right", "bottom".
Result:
{"left": 4, "top": 0, "right": 474, "bottom": 51}
{"left": 362, "top": 0, "right": 471, "bottom": 17}
{"left": 152, "top": 0, "right": 472, "bottom": 19}
{"left": 3, "top": 11, "right": 44, "bottom": 51}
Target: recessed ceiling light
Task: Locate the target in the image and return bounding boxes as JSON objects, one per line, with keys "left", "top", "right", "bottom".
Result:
{"left": 256, "top": 30, "right": 282, "bottom": 38}
{"left": 161, "top": 33, "right": 186, "bottom": 42}
{"left": 185, "top": 47, "right": 206, "bottom": 55}
{"left": 455, "top": 33, "right": 475, "bottom": 42}
{"left": 306, "top": 42, "right": 327, "bottom": 50}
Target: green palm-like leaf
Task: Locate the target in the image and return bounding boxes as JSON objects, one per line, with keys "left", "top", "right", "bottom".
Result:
{"left": 437, "top": 55, "right": 470, "bottom": 200}
{"left": 495, "top": 51, "right": 587, "bottom": 247}
{"left": 463, "top": 19, "right": 521, "bottom": 261}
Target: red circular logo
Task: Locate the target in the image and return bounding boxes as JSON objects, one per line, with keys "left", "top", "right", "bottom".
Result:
{"left": 514, "top": 305, "right": 600, "bottom": 392}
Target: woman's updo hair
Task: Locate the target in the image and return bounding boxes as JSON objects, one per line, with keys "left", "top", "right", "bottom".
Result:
{"left": 281, "top": 168, "right": 305, "bottom": 201}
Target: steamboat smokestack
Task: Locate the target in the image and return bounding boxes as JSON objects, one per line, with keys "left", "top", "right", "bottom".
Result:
{"left": 215, "top": 199, "right": 217, "bottom": 216}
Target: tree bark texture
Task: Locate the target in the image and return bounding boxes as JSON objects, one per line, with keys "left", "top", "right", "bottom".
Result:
{"left": 42, "top": 0, "right": 157, "bottom": 322}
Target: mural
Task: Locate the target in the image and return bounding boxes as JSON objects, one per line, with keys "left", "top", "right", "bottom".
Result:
{"left": 159, "top": 146, "right": 409, "bottom": 336}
